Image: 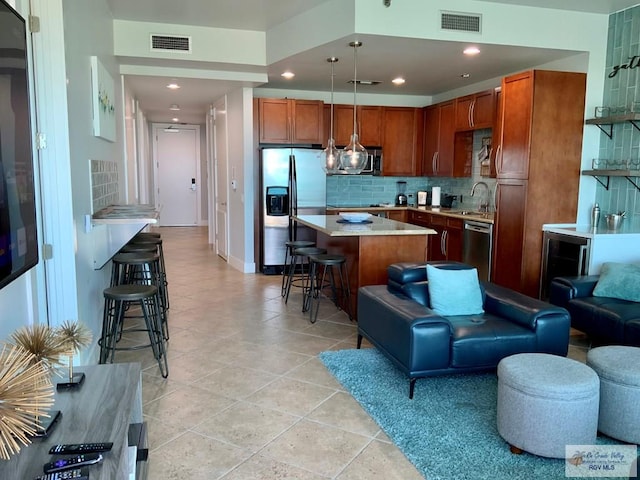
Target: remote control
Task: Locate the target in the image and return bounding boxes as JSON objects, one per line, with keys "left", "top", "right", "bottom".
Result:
{"left": 34, "top": 467, "right": 89, "bottom": 479}
{"left": 44, "top": 453, "right": 102, "bottom": 474}
{"left": 49, "top": 443, "right": 113, "bottom": 455}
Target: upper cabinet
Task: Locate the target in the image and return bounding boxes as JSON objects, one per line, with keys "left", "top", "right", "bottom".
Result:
{"left": 258, "top": 98, "right": 324, "bottom": 145}
{"left": 422, "top": 101, "right": 456, "bottom": 177}
{"left": 381, "top": 107, "right": 423, "bottom": 176}
{"left": 332, "top": 105, "right": 382, "bottom": 147}
{"left": 454, "top": 89, "right": 496, "bottom": 131}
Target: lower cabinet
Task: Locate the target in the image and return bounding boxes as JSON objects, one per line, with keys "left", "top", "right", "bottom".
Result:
{"left": 387, "top": 210, "right": 407, "bottom": 223}
{"left": 407, "top": 211, "right": 462, "bottom": 261}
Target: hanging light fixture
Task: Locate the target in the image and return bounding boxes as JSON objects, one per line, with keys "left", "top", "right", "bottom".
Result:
{"left": 324, "top": 57, "right": 340, "bottom": 174}
{"left": 340, "top": 41, "right": 368, "bottom": 174}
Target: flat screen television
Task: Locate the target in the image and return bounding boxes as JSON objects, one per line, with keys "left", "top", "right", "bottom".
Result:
{"left": 0, "top": 0, "right": 39, "bottom": 290}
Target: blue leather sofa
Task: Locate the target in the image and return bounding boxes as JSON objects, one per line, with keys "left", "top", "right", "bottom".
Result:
{"left": 357, "top": 262, "right": 571, "bottom": 398}
{"left": 549, "top": 275, "right": 640, "bottom": 347}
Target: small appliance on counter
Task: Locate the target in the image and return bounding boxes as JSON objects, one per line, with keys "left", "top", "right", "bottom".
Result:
{"left": 417, "top": 191, "right": 429, "bottom": 206}
{"left": 395, "top": 181, "right": 408, "bottom": 206}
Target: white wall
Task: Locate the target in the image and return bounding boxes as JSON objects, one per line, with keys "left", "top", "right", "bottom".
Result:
{"left": 225, "top": 87, "right": 255, "bottom": 273}
{"left": 62, "top": 0, "right": 124, "bottom": 361}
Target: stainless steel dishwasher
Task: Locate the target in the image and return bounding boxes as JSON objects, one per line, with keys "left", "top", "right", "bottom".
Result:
{"left": 463, "top": 220, "right": 493, "bottom": 282}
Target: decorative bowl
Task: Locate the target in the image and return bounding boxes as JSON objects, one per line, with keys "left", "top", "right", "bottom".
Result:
{"left": 338, "top": 212, "right": 372, "bottom": 223}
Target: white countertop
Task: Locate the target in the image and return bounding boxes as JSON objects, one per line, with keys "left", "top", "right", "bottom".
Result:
{"left": 295, "top": 214, "right": 436, "bottom": 237}
{"left": 543, "top": 220, "right": 640, "bottom": 238}
{"left": 92, "top": 204, "right": 159, "bottom": 224}
{"left": 327, "top": 205, "right": 494, "bottom": 224}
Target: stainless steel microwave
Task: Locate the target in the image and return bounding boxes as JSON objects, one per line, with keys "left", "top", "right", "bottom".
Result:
{"left": 360, "top": 149, "right": 382, "bottom": 175}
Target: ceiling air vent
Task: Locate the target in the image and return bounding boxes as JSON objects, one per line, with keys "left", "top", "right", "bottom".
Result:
{"left": 440, "top": 11, "right": 482, "bottom": 33}
{"left": 150, "top": 34, "right": 192, "bottom": 53}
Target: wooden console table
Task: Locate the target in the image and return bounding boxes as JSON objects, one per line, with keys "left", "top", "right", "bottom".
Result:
{"left": 0, "top": 363, "right": 147, "bottom": 479}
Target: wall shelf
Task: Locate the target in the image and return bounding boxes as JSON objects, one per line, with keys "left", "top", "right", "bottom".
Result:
{"left": 582, "top": 169, "right": 640, "bottom": 192}
{"left": 585, "top": 113, "right": 640, "bottom": 138}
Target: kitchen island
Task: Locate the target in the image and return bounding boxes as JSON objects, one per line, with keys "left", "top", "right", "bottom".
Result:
{"left": 294, "top": 215, "right": 436, "bottom": 316}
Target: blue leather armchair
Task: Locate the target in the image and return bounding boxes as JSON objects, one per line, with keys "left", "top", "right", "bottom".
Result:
{"left": 357, "top": 262, "right": 571, "bottom": 398}
{"left": 549, "top": 275, "right": 640, "bottom": 347}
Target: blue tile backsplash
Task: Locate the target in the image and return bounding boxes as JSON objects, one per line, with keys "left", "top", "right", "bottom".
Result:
{"left": 596, "top": 5, "right": 640, "bottom": 221}
{"left": 326, "top": 129, "right": 496, "bottom": 211}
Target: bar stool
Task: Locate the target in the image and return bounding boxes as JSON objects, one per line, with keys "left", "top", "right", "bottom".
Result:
{"left": 99, "top": 283, "right": 168, "bottom": 378}
{"left": 111, "top": 252, "right": 169, "bottom": 341}
{"left": 307, "top": 254, "right": 351, "bottom": 323}
{"left": 128, "top": 235, "right": 169, "bottom": 310}
{"left": 284, "top": 246, "right": 327, "bottom": 306}
{"left": 281, "top": 240, "right": 315, "bottom": 298}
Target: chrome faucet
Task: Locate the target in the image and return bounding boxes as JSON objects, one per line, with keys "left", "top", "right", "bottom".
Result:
{"left": 470, "top": 181, "right": 490, "bottom": 212}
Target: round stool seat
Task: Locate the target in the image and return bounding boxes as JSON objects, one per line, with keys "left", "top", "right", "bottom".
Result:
{"left": 104, "top": 284, "right": 158, "bottom": 300}
{"left": 121, "top": 243, "right": 157, "bottom": 253}
{"left": 294, "top": 247, "right": 326, "bottom": 256}
{"left": 587, "top": 346, "right": 640, "bottom": 444}
{"left": 114, "top": 252, "right": 158, "bottom": 264}
{"left": 497, "top": 353, "right": 599, "bottom": 458}
{"left": 309, "top": 254, "right": 346, "bottom": 266}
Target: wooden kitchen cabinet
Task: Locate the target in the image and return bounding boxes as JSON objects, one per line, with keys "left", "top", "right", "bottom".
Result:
{"left": 387, "top": 210, "right": 408, "bottom": 223}
{"left": 407, "top": 211, "right": 462, "bottom": 261}
{"left": 258, "top": 98, "right": 324, "bottom": 144}
{"left": 454, "top": 89, "right": 496, "bottom": 131}
{"left": 381, "top": 107, "right": 423, "bottom": 176}
{"left": 422, "top": 101, "right": 456, "bottom": 177}
{"left": 492, "top": 70, "right": 586, "bottom": 297}
{"left": 487, "top": 87, "right": 502, "bottom": 178}
{"left": 333, "top": 104, "right": 382, "bottom": 147}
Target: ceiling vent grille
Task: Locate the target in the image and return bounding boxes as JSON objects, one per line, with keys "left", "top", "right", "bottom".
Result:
{"left": 150, "top": 34, "right": 192, "bottom": 53}
{"left": 440, "top": 11, "right": 481, "bottom": 33}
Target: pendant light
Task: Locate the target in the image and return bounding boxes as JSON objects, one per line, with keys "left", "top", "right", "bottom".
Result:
{"left": 324, "top": 57, "right": 340, "bottom": 174}
{"left": 340, "top": 41, "right": 368, "bottom": 174}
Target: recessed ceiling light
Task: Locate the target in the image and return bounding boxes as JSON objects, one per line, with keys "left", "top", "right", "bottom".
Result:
{"left": 281, "top": 71, "right": 295, "bottom": 79}
{"left": 169, "top": 104, "right": 180, "bottom": 111}
{"left": 463, "top": 47, "right": 481, "bottom": 56}
{"left": 461, "top": 73, "right": 471, "bottom": 78}
{"left": 172, "top": 117, "right": 179, "bottom": 122}
{"left": 166, "top": 82, "right": 180, "bottom": 90}
{"left": 392, "top": 77, "right": 405, "bottom": 85}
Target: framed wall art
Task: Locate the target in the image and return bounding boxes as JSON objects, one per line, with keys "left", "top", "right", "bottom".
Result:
{"left": 90, "top": 56, "right": 116, "bottom": 142}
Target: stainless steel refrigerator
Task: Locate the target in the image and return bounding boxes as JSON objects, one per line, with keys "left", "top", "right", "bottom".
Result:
{"left": 259, "top": 147, "right": 326, "bottom": 274}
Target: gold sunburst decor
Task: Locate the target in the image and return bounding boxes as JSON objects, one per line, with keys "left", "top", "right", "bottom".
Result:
{"left": 10, "top": 324, "right": 67, "bottom": 375}
{"left": 56, "top": 320, "right": 92, "bottom": 388}
{"left": 0, "top": 343, "right": 55, "bottom": 460}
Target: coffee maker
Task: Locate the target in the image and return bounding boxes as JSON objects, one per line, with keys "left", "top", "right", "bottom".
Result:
{"left": 395, "top": 181, "right": 408, "bottom": 206}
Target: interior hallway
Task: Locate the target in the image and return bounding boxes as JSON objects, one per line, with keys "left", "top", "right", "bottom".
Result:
{"left": 114, "top": 226, "right": 590, "bottom": 479}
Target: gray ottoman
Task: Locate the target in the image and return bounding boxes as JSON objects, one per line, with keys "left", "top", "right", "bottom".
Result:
{"left": 497, "top": 353, "right": 600, "bottom": 458}
{"left": 587, "top": 345, "right": 640, "bottom": 445}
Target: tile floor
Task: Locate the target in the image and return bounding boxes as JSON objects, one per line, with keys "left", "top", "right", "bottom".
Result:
{"left": 114, "top": 226, "right": 591, "bottom": 480}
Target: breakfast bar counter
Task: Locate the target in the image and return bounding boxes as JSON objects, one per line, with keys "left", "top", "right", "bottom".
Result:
{"left": 295, "top": 215, "right": 435, "bottom": 315}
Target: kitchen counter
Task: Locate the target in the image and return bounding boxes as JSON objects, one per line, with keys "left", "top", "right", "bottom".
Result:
{"left": 543, "top": 222, "right": 640, "bottom": 275}
{"left": 327, "top": 205, "right": 494, "bottom": 224}
{"left": 295, "top": 214, "right": 435, "bottom": 316}
{"left": 295, "top": 214, "right": 436, "bottom": 236}
{"left": 90, "top": 204, "right": 160, "bottom": 269}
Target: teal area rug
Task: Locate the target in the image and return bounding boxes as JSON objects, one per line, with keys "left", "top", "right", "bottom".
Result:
{"left": 319, "top": 348, "right": 631, "bottom": 480}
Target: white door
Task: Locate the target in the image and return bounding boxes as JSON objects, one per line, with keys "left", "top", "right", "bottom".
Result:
{"left": 213, "top": 97, "right": 229, "bottom": 259}
{"left": 154, "top": 125, "right": 199, "bottom": 226}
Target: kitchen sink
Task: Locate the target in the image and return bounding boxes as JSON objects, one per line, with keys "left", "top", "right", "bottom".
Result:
{"left": 457, "top": 210, "right": 485, "bottom": 216}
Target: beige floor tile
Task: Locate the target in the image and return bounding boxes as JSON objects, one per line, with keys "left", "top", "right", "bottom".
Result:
{"left": 144, "top": 384, "right": 236, "bottom": 430}
{"left": 197, "top": 366, "right": 279, "bottom": 399}
{"left": 285, "top": 357, "right": 345, "bottom": 390}
{"left": 193, "top": 401, "right": 300, "bottom": 451}
{"left": 260, "top": 419, "right": 371, "bottom": 478}
{"left": 220, "top": 454, "right": 328, "bottom": 480}
{"left": 336, "top": 439, "right": 423, "bottom": 480}
{"left": 144, "top": 416, "right": 189, "bottom": 451}
{"left": 245, "top": 377, "right": 336, "bottom": 417}
{"left": 148, "top": 431, "right": 252, "bottom": 480}
{"left": 308, "top": 391, "right": 381, "bottom": 437}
